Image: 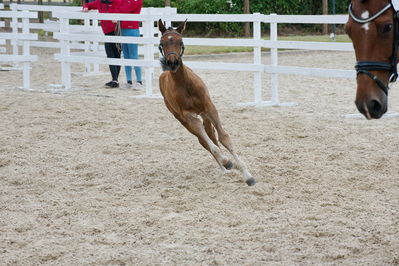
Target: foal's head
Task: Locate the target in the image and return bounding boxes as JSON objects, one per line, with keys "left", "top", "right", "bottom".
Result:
{"left": 345, "top": 0, "right": 398, "bottom": 119}
{"left": 158, "top": 19, "right": 187, "bottom": 72}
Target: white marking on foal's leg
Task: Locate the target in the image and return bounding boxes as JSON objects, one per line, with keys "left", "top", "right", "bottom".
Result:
{"left": 230, "top": 152, "right": 255, "bottom": 185}
{"left": 218, "top": 131, "right": 256, "bottom": 185}
{"left": 361, "top": 11, "right": 370, "bottom": 32}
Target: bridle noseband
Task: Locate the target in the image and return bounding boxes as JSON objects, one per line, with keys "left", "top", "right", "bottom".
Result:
{"left": 349, "top": 1, "right": 399, "bottom": 95}
{"left": 158, "top": 31, "right": 185, "bottom": 59}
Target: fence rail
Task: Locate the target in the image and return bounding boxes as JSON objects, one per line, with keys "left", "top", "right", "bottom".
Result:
{"left": 0, "top": 10, "right": 38, "bottom": 89}
{"left": 8, "top": 4, "right": 176, "bottom": 76}
{"left": 50, "top": 10, "right": 354, "bottom": 104}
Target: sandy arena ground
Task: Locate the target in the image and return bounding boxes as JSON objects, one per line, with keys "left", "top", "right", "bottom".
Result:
{"left": 0, "top": 47, "right": 398, "bottom": 265}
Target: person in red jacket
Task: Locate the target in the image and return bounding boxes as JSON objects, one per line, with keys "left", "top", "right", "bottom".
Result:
{"left": 116, "top": 0, "right": 143, "bottom": 89}
{"left": 83, "top": 0, "right": 121, "bottom": 88}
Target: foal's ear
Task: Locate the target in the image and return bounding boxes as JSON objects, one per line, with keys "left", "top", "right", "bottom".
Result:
{"left": 158, "top": 19, "right": 167, "bottom": 35}
{"left": 176, "top": 19, "right": 187, "bottom": 34}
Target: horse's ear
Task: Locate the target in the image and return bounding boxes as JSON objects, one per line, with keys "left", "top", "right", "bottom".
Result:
{"left": 176, "top": 19, "right": 187, "bottom": 34}
{"left": 158, "top": 19, "right": 166, "bottom": 35}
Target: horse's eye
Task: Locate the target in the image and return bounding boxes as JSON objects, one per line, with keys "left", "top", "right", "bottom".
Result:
{"left": 383, "top": 24, "right": 393, "bottom": 33}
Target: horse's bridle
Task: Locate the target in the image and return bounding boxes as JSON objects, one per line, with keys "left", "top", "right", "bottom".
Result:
{"left": 348, "top": 1, "right": 399, "bottom": 95}
{"left": 158, "top": 31, "right": 185, "bottom": 59}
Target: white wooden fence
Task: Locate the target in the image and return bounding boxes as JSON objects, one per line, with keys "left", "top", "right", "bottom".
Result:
{"left": 1, "top": 6, "right": 356, "bottom": 104}
{"left": 0, "top": 4, "right": 5, "bottom": 53}
{"left": 0, "top": 10, "right": 38, "bottom": 90}
{"left": 8, "top": 4, "right": 176, "bottom": 76}
{"left": 50, "top": 11, "right": 355, "bottom": 104}
{"left": 10, "top": 4, "right": 176, "bottom": 49}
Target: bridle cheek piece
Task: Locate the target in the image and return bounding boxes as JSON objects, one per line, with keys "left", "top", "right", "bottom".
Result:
{"left": 349, "top": 1, "right": 399, "bottom": 95}
{"left": 158, "top": 44, "right": 185, "bottom": 59}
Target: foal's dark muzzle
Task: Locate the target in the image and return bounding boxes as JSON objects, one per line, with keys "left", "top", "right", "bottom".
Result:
{"left": 166, "top": 56, "right": 180, "bottom": 71}
{"left": 165, "top": 52, "right": 180, "bottom": 71}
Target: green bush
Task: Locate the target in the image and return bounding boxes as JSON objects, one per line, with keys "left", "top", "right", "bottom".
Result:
{"left": 143, "top": 0, "right": 164, "bottom": 7}
{"left": 143, "top": 0, "right": 350, "bottom": 36}
{"left": 143, "top": 0, "right": 349, "bottom": 15}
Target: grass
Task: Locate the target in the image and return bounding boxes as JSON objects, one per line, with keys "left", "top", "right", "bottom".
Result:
{"left": 184, "top": 34, "right": 351, "bottom": 55}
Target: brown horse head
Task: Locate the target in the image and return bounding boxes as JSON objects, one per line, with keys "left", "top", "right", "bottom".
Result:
{"left": 346, "top": 0, "right": 399, "bottom": 119}
{"left": 158, "top": 19, "right": 187, "bottom": 72}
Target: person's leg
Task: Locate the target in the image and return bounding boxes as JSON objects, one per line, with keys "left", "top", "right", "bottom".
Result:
{"left": 122, "top": 29, "right": 142, "bottom": 84}
{"left": 105, "top": 32, "right": 121, "bottom": 84}
{"left": 131, "top": 29, "right": 142, "bottom": 84}
{"left": 121, "top": 29, "right": 132, "bottom": 83}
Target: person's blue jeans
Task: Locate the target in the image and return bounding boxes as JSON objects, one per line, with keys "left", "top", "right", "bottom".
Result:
{"left": 121, "top": 28, "right": 142, "bottom": 83}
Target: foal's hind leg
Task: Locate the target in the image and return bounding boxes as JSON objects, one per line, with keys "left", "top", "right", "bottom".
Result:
{"left": 202, "top": 116, "right": 233, "bottom": 170}
{"left": 206, "top": 109, "right": 256, "bottom": 186}
{"left": 202, "top": 116, "right": 219, "bottom": 147}
{"left": 178, "top": 112, "right": 231, "bottom": 171}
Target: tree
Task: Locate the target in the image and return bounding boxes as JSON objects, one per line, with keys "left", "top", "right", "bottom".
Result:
{"left": 38, "top": 0, "right": 44, "bottom": 23}
{"left": 322, "top": 0, "right": 328, "bottom": 34}
{"left": 243, "top": 0, "right": 250, "bottom": 37}
{"left": 165, "top": 0, "right": 170, "bottom": 7}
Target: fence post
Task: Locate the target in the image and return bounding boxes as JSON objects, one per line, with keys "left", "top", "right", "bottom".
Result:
{"left": 10, "top": 4, "right": 20, "bottom": 69}
{"left": 22, "top": 11, "right": 31, "bottom": 89}
{"left": 270, "top": 13, "right": 279, "bottom": 105}
{"left": 83, "top": 18, "right": 91, "bottom": 73}
{"left": 253, "top": 13, "right": 262, "bottom": 105}
{"left": 92, "top": 18, "right": 100, "bottom": 73}
{"left": 164, "top": 6, "right": 172, "bottom": 28}
{"left": 144, "top": 8, "right": 153, "bottom": 96}
{"left": 60, "top": 15, "right": 71, "bottom": 89}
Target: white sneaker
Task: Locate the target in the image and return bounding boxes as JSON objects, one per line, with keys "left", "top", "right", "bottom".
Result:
{"left": 134, "top": 82, "right": 144, "bottom": 90}
{"left": 124, "top": 82, "right": 134, "bottom": 89}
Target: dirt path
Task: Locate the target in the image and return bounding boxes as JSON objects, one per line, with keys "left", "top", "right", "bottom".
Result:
{"left": 0, "top": 48, "right": 398, "bottom": 265}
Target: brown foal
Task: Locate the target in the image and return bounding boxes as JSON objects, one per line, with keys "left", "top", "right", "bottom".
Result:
{"left": 158, "top": 20, "right": 256, "bottom": 186}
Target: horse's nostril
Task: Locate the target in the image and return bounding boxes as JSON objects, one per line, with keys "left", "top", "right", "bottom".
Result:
{"left": 367, "top": 99, "right": 383, "bottom": 118}
{"left": 369, "top": 99, "right": 381, "bottom": 112}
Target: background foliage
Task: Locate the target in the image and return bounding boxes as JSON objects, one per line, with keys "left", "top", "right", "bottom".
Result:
{"left": 143, "top": 0, "right": 349, "bottom": 15}
{"left": 143, "top": 0, "right": 349, "bottom": 36}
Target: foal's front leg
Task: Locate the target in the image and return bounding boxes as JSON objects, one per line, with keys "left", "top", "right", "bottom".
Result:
{"left": 206, "top": 108, "right": 256, "bottom": 186}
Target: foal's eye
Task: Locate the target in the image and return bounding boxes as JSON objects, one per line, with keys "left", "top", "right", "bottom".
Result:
{"left": 382, "top": 23, "right": 393, "bottom": 33}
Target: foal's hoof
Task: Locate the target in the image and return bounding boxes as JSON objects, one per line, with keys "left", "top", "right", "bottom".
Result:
{"left": 224, "top": 160, "right": 233, "bottom": 170}
{"left": 246, "top": 178, "right": 256, "bottom": 186}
